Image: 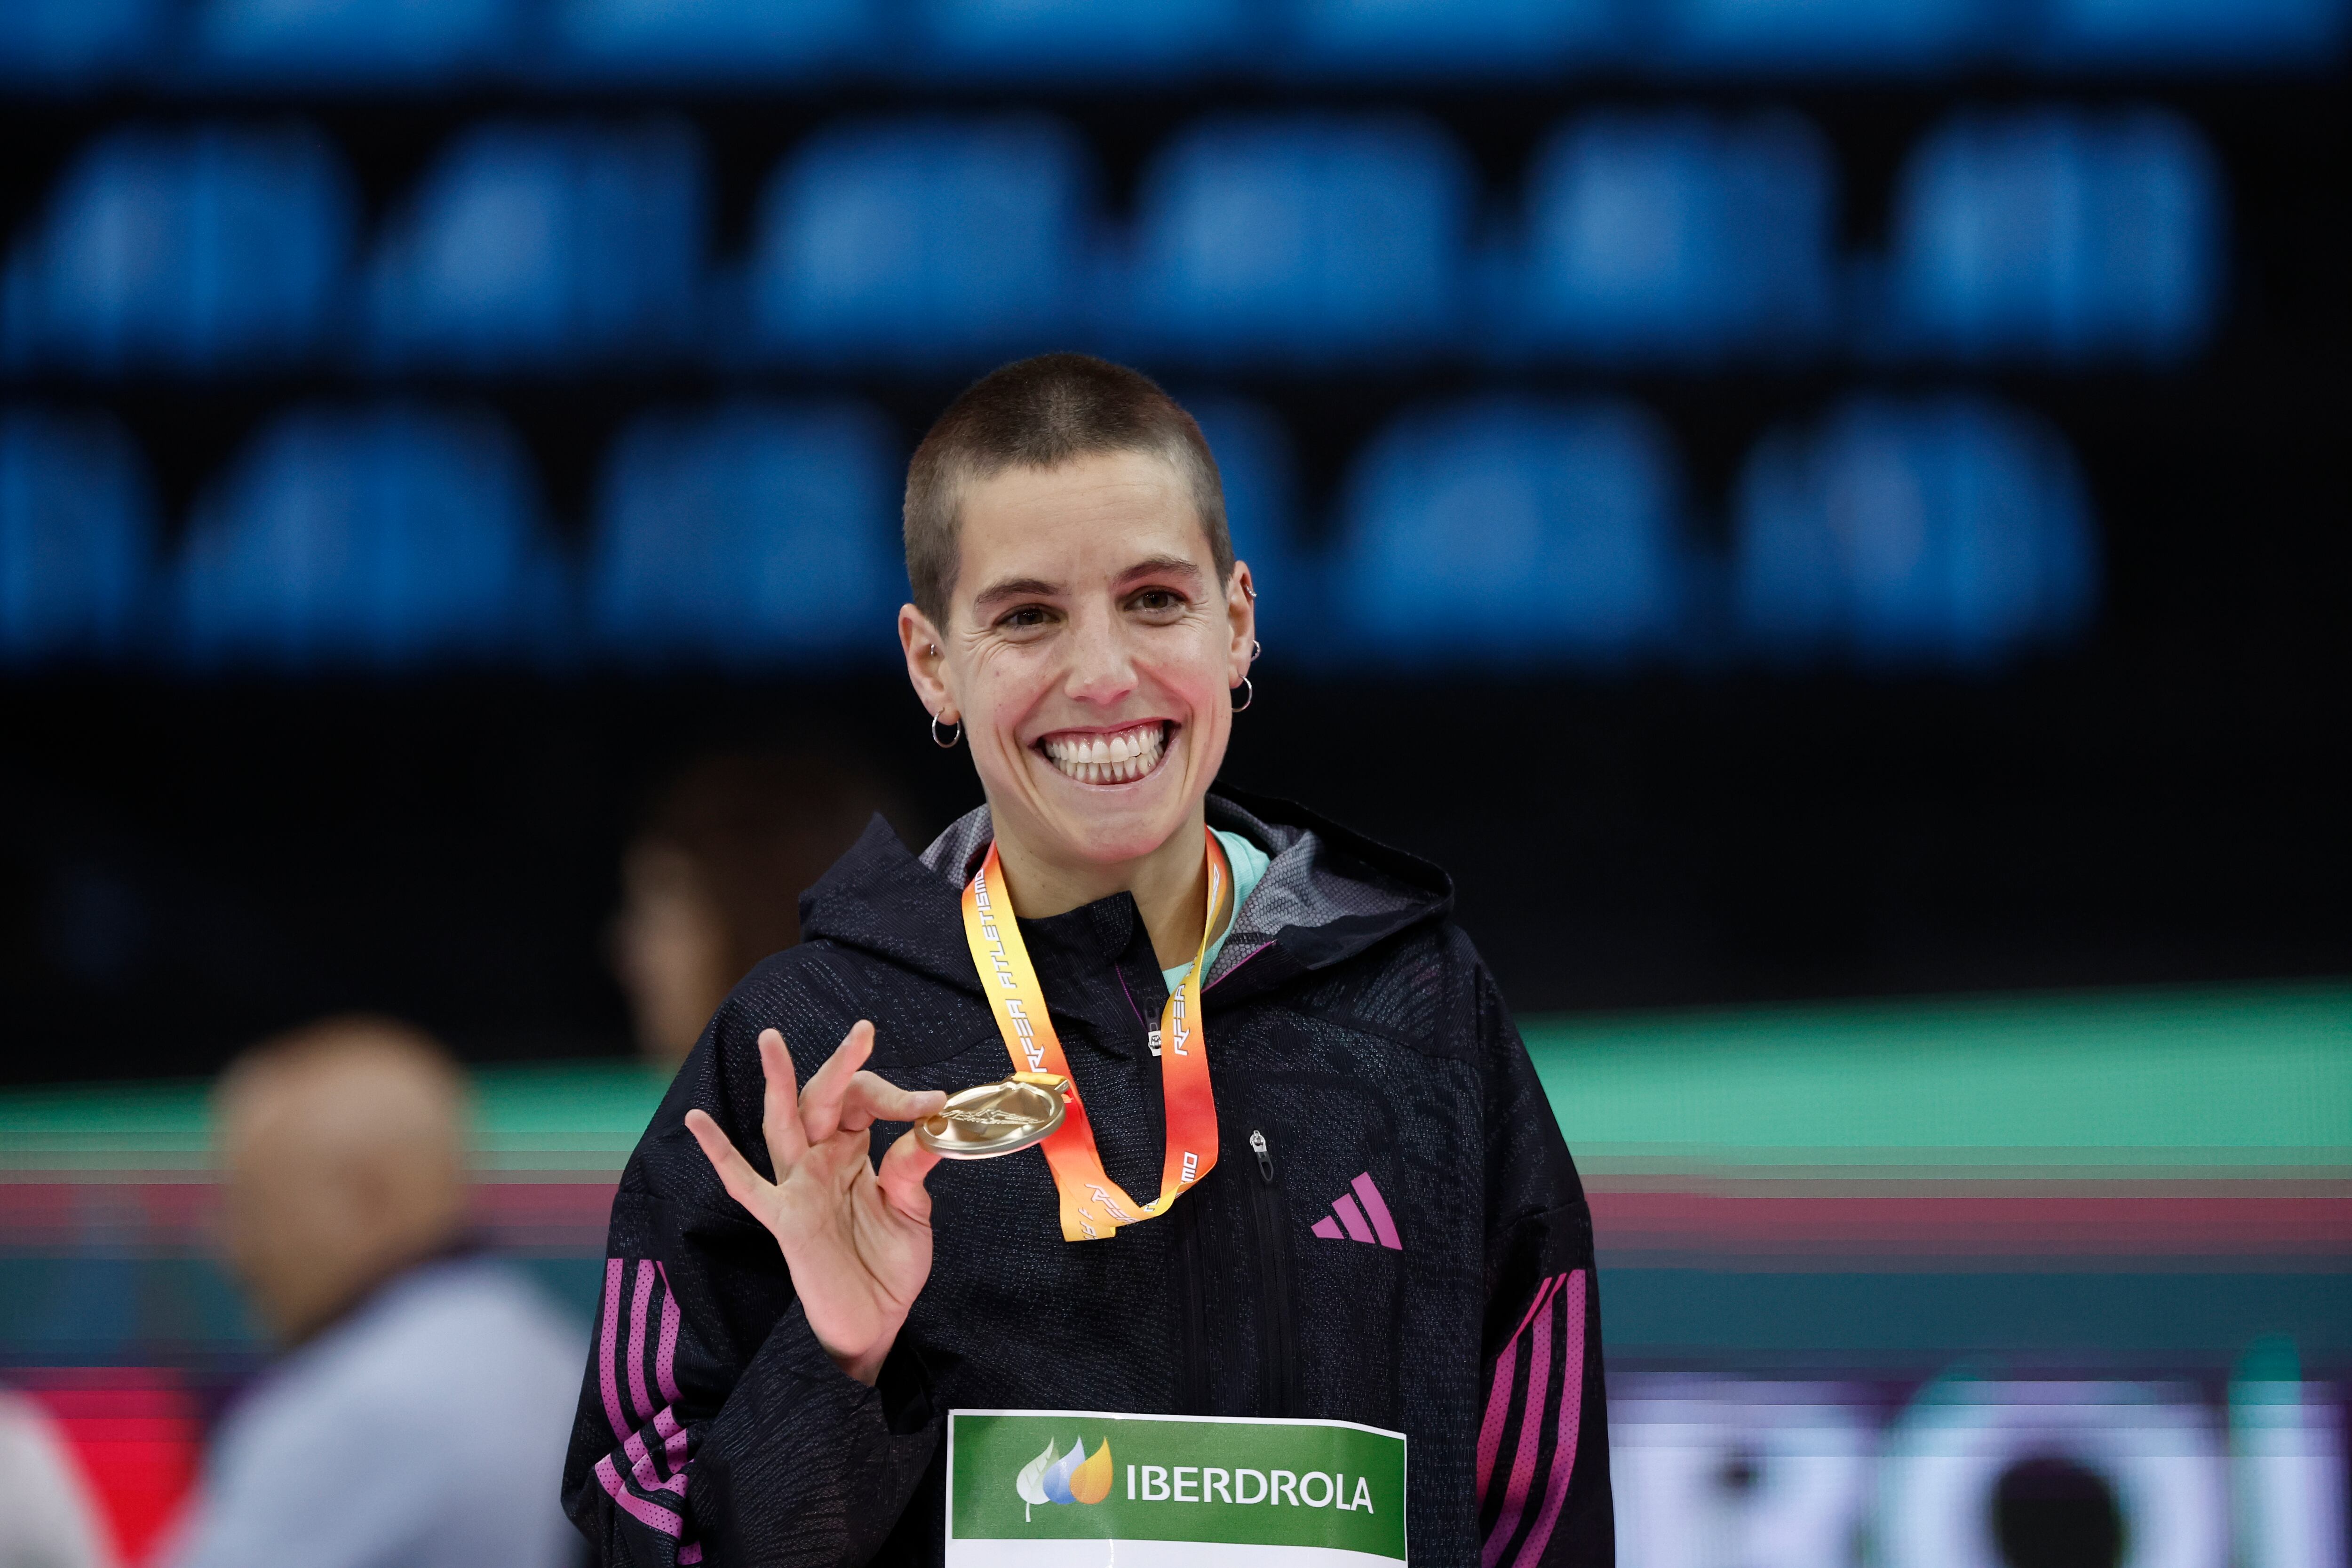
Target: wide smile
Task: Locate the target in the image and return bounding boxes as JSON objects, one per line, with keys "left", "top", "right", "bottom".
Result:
{"left": 1034, "top": 720, "right": 1176, "bottom": 788}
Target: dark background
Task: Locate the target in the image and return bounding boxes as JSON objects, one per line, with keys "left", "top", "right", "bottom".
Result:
{"left": 2, "top": 76, "right": 2344, "bottom": 1082}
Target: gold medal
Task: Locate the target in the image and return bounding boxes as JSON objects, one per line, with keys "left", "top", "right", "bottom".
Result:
{"left": 914, "top": 1072, "right": 1069, "bottom": 1161}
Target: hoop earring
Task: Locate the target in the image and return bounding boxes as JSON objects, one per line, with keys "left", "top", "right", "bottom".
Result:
{"left": 931, "top": 714, "right": 962, "bottom": 748}
{"left": 1250, "top": 639, "right": 1262, "bottom": 660}
{"left": 1231, "top": 677, "right": 1253, "bottom": 713}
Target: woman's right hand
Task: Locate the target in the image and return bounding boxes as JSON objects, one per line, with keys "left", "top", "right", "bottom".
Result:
{"left": 684, "top": 1021, "right": 946, "bottom": 1386}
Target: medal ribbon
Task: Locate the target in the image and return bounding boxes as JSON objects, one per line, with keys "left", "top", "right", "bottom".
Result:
{"left": 960, "top": 828, "right": 1230, "bottom": 1242}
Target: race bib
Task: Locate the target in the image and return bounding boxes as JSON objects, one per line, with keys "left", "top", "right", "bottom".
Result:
{"left": 945, "top": 1409, "right": 1407, "bottom": 1566}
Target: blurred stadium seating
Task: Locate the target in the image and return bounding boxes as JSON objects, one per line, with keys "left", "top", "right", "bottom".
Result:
{"left": 0, "top": 0, "right": 162, "bottom": 88}
{"left": 1335, "top": 398, "right": 1692, "bottom": 665}
{"left": 192, "top": 0, "right": 523, "bottom": 85}
{"left": 0, "top": 50, "right": 2286, "bottom": 675}
{"left": 171, "top": 404, "right": 568, "bottom": 671}
{"left": 2036, "top": 0, "right": 2349, "bottom": 63}
{"left": 908, "top": 0, "right": 1252, "bottom": 79}
{"left": 1276, "top": 0, "right": 1620, "bottom": 77}
{"left": 0, "top": 409, "right": 156, "bottom": 668}
{"left": 748, "top": 115, "right": 1095, "bottom": 367}
{"left": 0, "top": 0, "right": 2344, "bottom": 86}
{"left": 585, "top": 399, "right": 903, "bottom": 666}
{"left": 1732, "top": 395, "right": 2100, "bottom": 667}
{"left": 1121, "top": 113, "right": 1474, "bottom": 364}
{"left": 1502, "top": 109, "right": 1838, "bottom": 362}
{"left": 1883, "top": 106, "right": 2225, "bottom": 363}
{"left": 366, "top": 119, "right": 707, "bottom": 369}
{"left": 2, "top": 125, "right": 357, "bottom": 375}
{"left": 1654, "top": 0, "right": 1993, "bottom": 72}
{"left": 0, "top": 79, "right": 2219, "bottom": 673}
{"left": 548, "top": 0, "right": 878, "bottom": 80}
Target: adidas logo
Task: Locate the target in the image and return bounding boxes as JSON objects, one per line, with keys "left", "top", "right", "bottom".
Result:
{"left": 1308, "top": 1173, "right": 1402, "bottom": 1251}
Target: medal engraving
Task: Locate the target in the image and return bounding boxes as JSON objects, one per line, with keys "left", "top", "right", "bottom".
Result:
{"left": 914, "top": 1073, "right": 1069, "bottom": 1161}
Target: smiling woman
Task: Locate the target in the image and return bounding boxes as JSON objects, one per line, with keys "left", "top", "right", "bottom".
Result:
{"left": 563, "top": 355, "right": 1615, "bottom": 1568}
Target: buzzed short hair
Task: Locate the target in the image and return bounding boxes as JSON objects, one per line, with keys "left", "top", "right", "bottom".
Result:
{"left": 904, "top": 353, "right": 1233, "bottom": 629}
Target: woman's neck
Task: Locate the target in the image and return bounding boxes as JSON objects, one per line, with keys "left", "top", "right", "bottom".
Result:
{"left": 989, "top": 807, "right": 1211, "bottom": 972}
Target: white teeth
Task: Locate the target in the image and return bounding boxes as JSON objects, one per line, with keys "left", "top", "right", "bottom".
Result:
{"left": 1043, "top": 724, "right": 1165, "bottom": 785}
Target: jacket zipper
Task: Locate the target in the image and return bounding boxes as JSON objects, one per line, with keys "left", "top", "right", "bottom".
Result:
{"left": 1247, "top": 1129, "right": 1299, "bottom": 1417}
{"left": 1176, "top": 1175, "right": 1213, "bottom": 1413}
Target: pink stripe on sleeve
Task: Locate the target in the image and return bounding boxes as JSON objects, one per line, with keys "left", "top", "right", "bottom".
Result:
{"left": 1481, "top": 1281, "right": 1557, "bottom": 1568}
{"left": 679, "top": 1545, "right": 703, "bottom": 1564}
{"left": 596, "top": 1454, "right": 684, "bottom": 1537}
{"left": 1504, "top": 1271, "right": 1589, "bottom": 1568}
{"left": 1476, "top": 1274, "right": 1561, "bottom": 1502}
{"left": 599, "top": 1259, "right": 628, "bottom": 1444}
{"left": 1511, "top": 1274, "right": 1563, "bottom": 1342}
{"left": 628, "top": 1260, "right": 657, "bottom": 1423}
{"left": 655, "top": 1265, "right": 683, "bottom": 1405}
{"left": 625, "top": 1430, "right": 688, "bottom": 1495}
{"left": 1350, "top": 1173, "right": 1403, "bottom": 1250}
{"left": 656, "top": 1407, "right": 691, "bottom": 1472}
{"left": 1332, "top": 1194, "right": 1377, "bottom": 1244}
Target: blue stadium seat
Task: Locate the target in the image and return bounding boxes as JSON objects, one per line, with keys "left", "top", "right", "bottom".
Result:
{"left": 174, "top": 405, "right": 567, "bottom": 672}
{"left": 1653, "top": 0, "right": 1991, "bottom": 70}
{"left": 749, "top": 117, "right": 1092, "bottom": 368}
{"left": 1505, "top": 111, "right": 1836, "bottom": 363}
{"left": 194, "top": 0, "right": 519, "bottom": 83}
{"left": 910, "top": 0, "right": 1249, "bottom": 79}
{"left": 549, "top": 0, "right": 875, "bottom": 79}
{"left": 1885, "top": 108, "right": 2223, "bottom": 364}
{"left": 1332, "top": 399, "right": 1691, "bottom": 666}
{"left": 0, "top": 0, "right": 162, "bottom": 87}
{"left": 1, "top": 126, "right": 357, "bottom": 375}
{"left": 1732, "top": 397, "right": 2098, "bottom": 668}
{"left": 1122, "top": 115, "right": 1473, "bottom": 365}
{"left": 585, "top": 402, "right": 902, "bottom": 667}
{"left": 366, "top": 121, "right": 706, "bottom": 370}
{"left": 0, "top": 409, "right": 155, "bottom": 668}
{"left": 1184, "top": 397, "right": 1323, "bottom": 656}
{"left": 1278, "top": 0, "right": 1618, "bottom": 76}
{"left": 2036, "top": 0, "right": 2345, "bottom": 66}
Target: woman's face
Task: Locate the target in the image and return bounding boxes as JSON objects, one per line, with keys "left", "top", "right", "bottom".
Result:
{"left": 901, "top": 449, "right": 1255, "bottom": 872}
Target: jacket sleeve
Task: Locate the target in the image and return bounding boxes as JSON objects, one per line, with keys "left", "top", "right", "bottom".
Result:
{"left": 1472, "top": 956, "right": 1614, "bottom": 1568}
{"left": 562, "top": 959, "right": 944, "bottom": 1568}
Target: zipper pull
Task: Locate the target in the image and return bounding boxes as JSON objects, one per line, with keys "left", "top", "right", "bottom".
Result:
{"left": 1249, "top": 1129, "right": 1274, "bottom": 1184}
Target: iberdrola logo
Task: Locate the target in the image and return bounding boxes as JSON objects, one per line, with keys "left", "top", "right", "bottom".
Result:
{"left": 1014, "top": 1435, "right": 1113, "bottom": 1520}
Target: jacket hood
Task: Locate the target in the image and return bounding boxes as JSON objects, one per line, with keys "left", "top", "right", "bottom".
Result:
{"left": 798, "top": 788, "right": 1452, "bottom": 999}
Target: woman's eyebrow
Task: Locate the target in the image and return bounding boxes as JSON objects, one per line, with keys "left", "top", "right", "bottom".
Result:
{"left": 1116, "top": 555, "right": 1204, "bottom": 586}
{"left": 969, "top": 575, "right": 1062, "bottom": 612}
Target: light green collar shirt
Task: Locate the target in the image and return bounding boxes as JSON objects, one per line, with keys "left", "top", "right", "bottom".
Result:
{"left": 1160, "top": 826, "right": 1272, "bottom": 995}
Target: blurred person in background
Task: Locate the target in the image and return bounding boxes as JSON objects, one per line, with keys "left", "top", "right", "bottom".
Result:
{"left": 0, "top": 1389, "right": 116, "bottom": 1568}
{"left": 566, "top": 355, "right": 1611, "bottom": 1564}
{"left": 169, "top": 1017, "right": 582, "bottom": 1568}
{"left": 611, "top": 753, "right": 906, "bottom": 1070}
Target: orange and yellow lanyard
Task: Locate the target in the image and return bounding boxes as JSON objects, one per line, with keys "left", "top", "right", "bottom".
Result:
{"left": 959, "top": 828, "right": 1230, "bottom": 1241}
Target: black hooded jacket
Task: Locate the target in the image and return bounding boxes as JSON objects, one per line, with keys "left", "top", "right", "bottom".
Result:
{"left": 564, "top": 790, "right": 1612, "bottom": 1566}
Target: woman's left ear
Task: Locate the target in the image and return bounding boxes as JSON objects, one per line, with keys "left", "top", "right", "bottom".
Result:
{"left": 1226, "top": 561, "right": 1257, "bottom": 682}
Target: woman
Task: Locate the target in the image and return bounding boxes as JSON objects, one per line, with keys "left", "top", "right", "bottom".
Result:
{"left": 564, "top": 355, "right": 1612, "bottom": 1566}
{"left": 609, "top": 751, "right": 904, "bottom": 1068}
